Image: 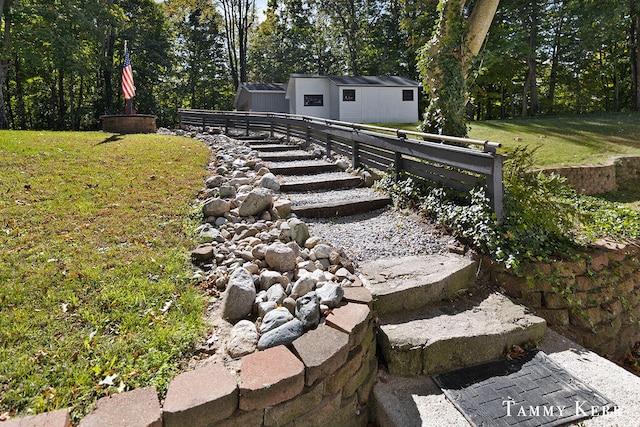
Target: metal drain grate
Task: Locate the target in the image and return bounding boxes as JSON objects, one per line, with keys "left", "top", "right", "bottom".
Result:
{"left": 433, "top": 350, "right": 617, "bottom": 427}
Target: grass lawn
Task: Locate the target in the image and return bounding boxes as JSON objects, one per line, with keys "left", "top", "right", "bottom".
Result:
{"left": 378, "top": 111, "right": 640, "bottom": 168}
{"left": 0, "top": 131, "right": 210, "bottom": 421}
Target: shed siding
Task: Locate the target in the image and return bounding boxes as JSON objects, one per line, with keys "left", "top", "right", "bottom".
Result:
{"left": 336, "top": 86, "right": 419, "bottom": 124}
{"left": 338, "top": 86, "right": 362, "bottom": 123}
{"left": 251, "top": 93, "right": 289, "bottom": 113}
{"left": 292, "top": 78, "right": 332, "bottom": 119}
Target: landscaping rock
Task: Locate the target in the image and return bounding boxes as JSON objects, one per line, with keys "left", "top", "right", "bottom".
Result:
{"left": 266, "top": 283, "right": 286, "bottom": 305}
{"left": 265, "top": 242, "right": 296, "bottom": 272}
{"left": 191, "top": 245, "right": 214, "bottom": 263}
{"left": 238, "top": 188, "right": 273, "bottom": 217}
{"left": 257, "top": 319, "right": 304, "bottom": 350}
{"left": 203, "top": 198, "right": 231, "bottom": 217}
{"left": 221, "top": 268, "right": 257, "bottom": 322}
{"left": 316, "top": 282, "right": 344, "bottom": 308}
{"left": 259, "top": 307, "right": 294, "bottom": 334}
{"left": 205, "top": 175, "right": 224, "bottom": 188}
{"left": 291, "top": 275, "right": 317, "bottom": 299}
{"left": 288, "top": 218, "right": 310, "bottom": 247}
{"left": 227, "top": 320, "right": 259, "bottom": 358}
{"left": 296, "top": 291, "right": 321, "bottom": 330}
{"left": 258, "top": 173, "right": 281, "bottom": 191}
{"left": 260, "top": 270, "right": 285, "bottom": 290}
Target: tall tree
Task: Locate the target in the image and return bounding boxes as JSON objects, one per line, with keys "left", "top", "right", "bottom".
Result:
{"left": 0, "top": 0, "right": 13, "bottom": 128}
{"left": 221, "top": 0, "right": 255, "bottom": 89}
{"left": 631, "top": 0, "right": 640, "bottom": 110}
{"left": 419, "top": 0, "right": 500, "bottom": 136}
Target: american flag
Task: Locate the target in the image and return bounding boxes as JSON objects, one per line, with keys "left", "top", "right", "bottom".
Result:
{"left": 122, "top": 46, "right": 135, "bottom": 100}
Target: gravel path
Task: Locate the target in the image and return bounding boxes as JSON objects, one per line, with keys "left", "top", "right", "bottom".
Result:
{"left": 303, "top": 207, "right": 455, "bottom": 267}
{"left": 287, "top": 187, "right": 383, "bottom": 206}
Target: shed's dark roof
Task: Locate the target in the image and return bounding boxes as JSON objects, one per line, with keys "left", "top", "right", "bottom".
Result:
{"left": 242, "top": 83, "right": 287, "bottom": 92}
{"left": 325, "top": 75, "right": 419, "bottom": 87}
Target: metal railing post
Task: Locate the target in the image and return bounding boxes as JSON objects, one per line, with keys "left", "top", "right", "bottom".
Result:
{"left": 487, "top": 154, "right": 504, "bottom": 224}
{"left": 326, "top": 134, "right": 332, "bottom": 158}
{"left": 394, "top": 151, "right": 403, "bottom": 180}
{"left": 351, "top": 140, "right": 360, "bottom": 168}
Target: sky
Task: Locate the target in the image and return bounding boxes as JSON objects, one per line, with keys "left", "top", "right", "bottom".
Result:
{"left": 153, "top": 0, "right": 269, "bottom": 19}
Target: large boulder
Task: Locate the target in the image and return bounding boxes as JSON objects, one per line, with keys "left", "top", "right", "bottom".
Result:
{"left": 265, "top": 242, "right": 297, "bottom": 272}
{"left": 203, "top": 197, "right": 231, "bottom": 217}
{"left": 221, "top": 268, "right": 256, "bottom": 322}
{"left": 238, "top": 188, "right": 273, "bottom": 217}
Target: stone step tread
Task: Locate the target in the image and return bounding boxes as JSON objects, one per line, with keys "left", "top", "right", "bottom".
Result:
{"left": 259, "top": 151, "right": 317, "bottom": 162}
{"left": 359, "top": 255, "right": 477, "bottom": 315}
{"left": 280, "top": 174, "right": 363, "bottom": 192}
{"left": 286, "top": 187, "right": 384, "bottom": 206}
{"left": 292, "top": 197, "right": 391, "bottom": 218}
{"left": 250, "top": 144, "right": 302, "bottom": 151}
{"left": 230, "top": 134, "right": 267, "bottom": 141}
{"left": 266, "top": 160, "right": 341, "bottom": 175}
{"left": 377, "top": 292, "right": 547, "bottom": 376}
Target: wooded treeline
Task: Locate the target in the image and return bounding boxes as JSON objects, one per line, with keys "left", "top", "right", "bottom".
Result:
{"left": 0, "top": 0, "right": 639, "bottom": 130}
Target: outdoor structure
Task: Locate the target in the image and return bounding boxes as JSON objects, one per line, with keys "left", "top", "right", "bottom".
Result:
{"left": 285, "top": 74, "right": 420, "bottom": 123}
{"left": 234, "top": 82, "right": 289, "bottom": 113}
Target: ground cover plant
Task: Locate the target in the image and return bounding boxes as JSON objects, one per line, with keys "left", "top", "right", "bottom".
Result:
{"left": 0, "top": 131, "right": 210, "bottom": 421}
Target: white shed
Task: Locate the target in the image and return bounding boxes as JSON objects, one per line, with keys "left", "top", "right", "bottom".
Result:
{"left": 234, "top": 83, "right": 289, "bottom": 113}
{"left": 286, "top": 74, "right": 420, "bottom": 123}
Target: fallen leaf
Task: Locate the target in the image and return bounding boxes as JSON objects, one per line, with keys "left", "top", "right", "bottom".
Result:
{"left": 99, "top": 373, "right": 118, "bottom": 386}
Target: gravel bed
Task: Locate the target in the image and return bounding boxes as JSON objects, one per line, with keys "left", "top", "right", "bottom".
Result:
{"left": 280, "top": 171, "right": 353, "bottom": 183}
{"left": 286, "top": 187, "right": 383, "bottom": 206}
{"left": 303, "top": 207, "right": 455, "bottom": 266}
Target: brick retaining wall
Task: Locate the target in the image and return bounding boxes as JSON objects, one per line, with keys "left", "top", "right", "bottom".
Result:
{"left": 481, "top": 240, "right": 640, "bottom": 359}
{"left": 5, "top": 291, "right": 376, "bottom": 427}
{"left": 540, "top": 155, "right": 640, "bottom": 195}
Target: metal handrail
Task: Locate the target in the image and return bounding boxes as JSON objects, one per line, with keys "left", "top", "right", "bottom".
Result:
{"left": 177, "top": 109, "right": 504, "bottom": 221}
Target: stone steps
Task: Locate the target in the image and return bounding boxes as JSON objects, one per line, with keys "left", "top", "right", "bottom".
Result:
{"left": 358, "top": 254, "right": 547, "bottom": 378}
{"left": 376, "top": 292, "right": 546, "bottom": 377}
{"left": 359, "top": 254, "right": 477, "bottom": 316}
{"left": 280, "top": 174, "right": 363, "bottom": 192}
{"left": 292, "top": 195, "right": 392, "bottom": 218}
{"left": 266, "top": 160, "right": 341, "bottom": 175}
{"left": 259, "top": 150, "right": 317, "bottom": 162}
{"left": 251, "top": 144, "right": 302, "bottom": 152}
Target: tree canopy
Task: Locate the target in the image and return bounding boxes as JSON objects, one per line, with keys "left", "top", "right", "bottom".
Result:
{"left": 0, "top": 0, "right": 638, "bottom": 130}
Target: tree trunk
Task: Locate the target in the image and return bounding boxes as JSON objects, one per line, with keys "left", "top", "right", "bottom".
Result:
{"left": 632, "top": 0, "right": 640, "bottom": 110}
{"left": 58, "top": 67, "right": 65, "bottom": 127}
{"left": 548, "top": 14, "right": 564, "bottom": 114}
{"left": 464, "top": 0, "right": 500, "bottom": 71}
{"left": 523, "top": 0, "right": 539, "bottom": 116}
{"left": 0, "top": 0, "right": 12, "bottom": 129}
{"left": 102, "top": 32, "right": 115, "bottom": 115}
{"left": 14, "top": 53, "right": 25, "bottom": 129}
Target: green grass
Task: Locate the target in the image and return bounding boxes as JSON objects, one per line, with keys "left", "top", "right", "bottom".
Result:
{"left": 0, "top": 131, "right": 210, "bottom": 421}
{"left": 377, "top": 111, "right": 640, "bottom": 168}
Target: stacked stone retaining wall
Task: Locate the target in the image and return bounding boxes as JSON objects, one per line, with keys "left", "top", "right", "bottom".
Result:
{"left": 481, "top": 240, "right": 640, "bottom": 359}
{"left": 540, "top": 155, "right": 640, "bottom": 195}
